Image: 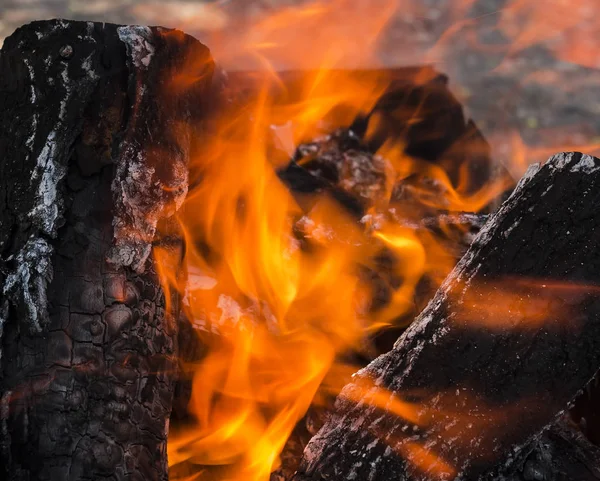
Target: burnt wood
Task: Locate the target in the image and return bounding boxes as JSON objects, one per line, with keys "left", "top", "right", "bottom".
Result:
{"left": 505, "top": 416, "right": 600, "bottom": 481}
{"left": 294, "top": 152, "right": 600, "bottom": 481}
{"left": 276, "top": 72, "right": 500, "bottom": 220}
{"left": 0, "top": 20, "right": 212, "bottom": 480}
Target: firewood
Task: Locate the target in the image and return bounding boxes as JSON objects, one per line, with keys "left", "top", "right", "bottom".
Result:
{"left": 0, "top": 20, "right": 213, "bottom": 480}
{"left": 294, "top": 152, "right": 600, "bottom": 481}
{"left": 507, "top": 416, "right": 600, "bottom": 481}
{"left": 277, "top": 73, "right": 499, "bottom": 220}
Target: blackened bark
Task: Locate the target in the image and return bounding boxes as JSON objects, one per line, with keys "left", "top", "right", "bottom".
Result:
{"left": 295, "top": 152, "right": 600, "bottom": 481}
{"left": 0, "top": 20, "right": 213, "bottom": 480}
{"left": 504, "top": 417, "right": 600, "bottom": 481}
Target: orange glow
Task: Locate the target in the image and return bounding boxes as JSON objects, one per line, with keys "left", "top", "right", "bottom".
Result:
{"left": 335, "top": 374, "right": 425, "bottom": 426}
{"left": 379, "top": 139, "right": 513, "bottom": 212}
{"left": 494, "top": 0, "right": 600, "bottom": 68}
{"left": 450, "top": 277, "right": 598, "bottom": 330}
{"left": 336, "top": 376, "right": 535, "bottom": 477}
{"left": 398, "top": 443, "right": 456, "bottom": 479}
{"left": 207, "top": 0, "right": 400, "bottom": 71}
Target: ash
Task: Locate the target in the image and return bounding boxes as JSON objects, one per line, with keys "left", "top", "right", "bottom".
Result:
{"left": 109, "top": 26, "right": 190, "bottom": 272}
{"left": 0, "top": 19, "right": 101, "bottom": 356}
{"left": 117, "top": 26, "right": 155, "bottom": 69}
{"left": 1, "top": 238, "right": 53, "bottom": 343}
{"left": 29, "top": 131, "right": 66, "bottom": 235}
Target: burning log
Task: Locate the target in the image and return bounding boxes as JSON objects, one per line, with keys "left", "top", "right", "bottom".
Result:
{"left": 0, "top": 20, "right": 213, "bottom": 480}
{"left": 293, "top": 152, "right": 600, "bottom": 481}
{"left": 277, "top": 71, "right": 503, "bottom": 220}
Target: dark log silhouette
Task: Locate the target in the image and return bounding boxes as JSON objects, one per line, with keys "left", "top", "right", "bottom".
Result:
{"left": 0, "top": 20, "right": 213, "bottom": 480}
{"left": 294, "top": 152, "right": 600, "bottom": 481}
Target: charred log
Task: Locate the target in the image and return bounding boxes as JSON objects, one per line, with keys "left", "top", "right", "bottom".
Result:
{"left": 496, "top": 416, "right": 600, "bottom": 481}
{"left": 294, "top": 152, "right": 600, "bottom": 481}
{"left": 572, "top": 374, "right": 600, "bottom": 447}
{"left": 277, "top": 71, "right": 502, "bottom": 220}
{"left": 0, "top": 20, "right": 213, "bottom": 480}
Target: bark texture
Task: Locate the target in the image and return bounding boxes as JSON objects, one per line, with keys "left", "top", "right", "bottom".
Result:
{"left": 0, "top": 20, "right": 213, "bottom": 480}
{"left": 295, "top": 152, "right": 600, "bottom": 481}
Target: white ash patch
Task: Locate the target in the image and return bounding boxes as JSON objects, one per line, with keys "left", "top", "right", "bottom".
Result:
{"left": 86, "top": 22, "right": 97, "bottom": 42}
{"left": 188, "top": 266, "right": 217, "bottom": 291}
{"left": 29, "top": 131, "right": 67, "bottom": 236}
{"left": 217, "top": 294, "right": 243, "bottom": 325}
{"left": 109, "top": 27, "right": 189, "bottom": 271}
{"left": 191, "top": 317, "right": 209, "bottom": 332}
{"left": 35, "top": 19, "right": 71, "bottom": 40}
{"left": 260, "top": 300, "right": 280, "bottom": 334}
{"left": 270, "top": 121, "right": 296, "bottom": 157}
{"left": 82, "top": 53, "right": 98, "bottom": 80}
{"left": 309, "top": 223, "right": 335, "bottom": 241}
{"left": 547, "top": 151, "right": 573, "bottom": 171}
{"left": 2, "top": 238, "right": 53, "bottom": 335}
{"left": 59, "top": 64, "right": 70, "bottom": 121}
{"left": 26, "top": 116, "right": 39, "bottom": 152}
{"left": 109, "top": 140, "right": 189, "bottom": 271}
{"left": 23, "top": 58, "right": 36, "bottom": 103}
{"left": 26, "top": 52, "right": 91, "bottom": 236}
{"left": 361, "top": 213, "right": 386, "bottom": 231}
{"left": 117, "top": 26, "right": 155, "bottom": 69}
{"left": 284, "top": 235, "right": 301, "bottom": 259}
{"left": 24, "top": 58, "right": 39, "bottom": 150}
{"left": 502, "top": 218, "right": 521, "bottom": 238}
{"left": 571, "top": 153, "right": 599, "bottom": 173}
{"left": 297, "top": 215, "right": 335, "bottom": 241}
{"left": 108, "top": 149, "right": 156, "bottom": 271}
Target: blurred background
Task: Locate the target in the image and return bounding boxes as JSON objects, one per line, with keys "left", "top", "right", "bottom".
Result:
{"left": 3, "top": 0, "right": 600, "bottom": 176}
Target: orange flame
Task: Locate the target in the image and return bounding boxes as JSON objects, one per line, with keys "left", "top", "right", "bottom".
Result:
{"left": 161, "top": 19, "right": 499, "bottom": 481}
{"left": 398, "top": 443, "right": 456, "bottom": 479}
{"left": 147, "top": 0, "right": 600, "bottom": 479}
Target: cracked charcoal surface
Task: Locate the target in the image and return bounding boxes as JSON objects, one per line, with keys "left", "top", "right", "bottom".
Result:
{"left": 0, "top": 20, "right": 102, "bottom": 349}
{"left": 0, "top": 20, "right": 213, "bottom": 480}
{"left": 294, "top": 152, "right": 600, "bottom": 481}
{"left": 109, "top": 24, "right": 211, "bottom": 272}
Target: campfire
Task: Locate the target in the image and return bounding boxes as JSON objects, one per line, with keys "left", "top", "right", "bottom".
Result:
{"left": 1, "top": 2, "right": 600, "bottom": 481}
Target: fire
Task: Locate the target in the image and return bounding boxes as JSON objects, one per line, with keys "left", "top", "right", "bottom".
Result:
{"left": 451, "top": 277, "right": 599, "bottom": 330}
{"left": 337, "top": 374, "right": 536, "bottom": 479}
{"left": 164, "top": 67, "right": 377, "bottom": 477}
{"left": 145, "top": 0, "right": 600, "bottom": 479}
{"left": 398, "top": 443, "right": 456, "bottom": 479}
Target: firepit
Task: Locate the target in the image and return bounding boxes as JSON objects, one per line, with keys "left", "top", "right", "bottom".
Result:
{"left": 1, "top": 3, "right": 600, "bottom": 481}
